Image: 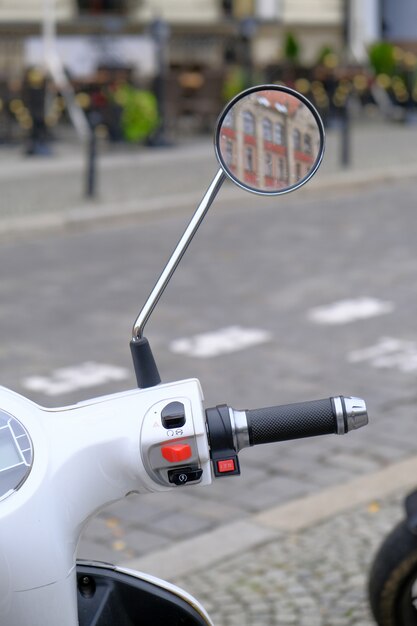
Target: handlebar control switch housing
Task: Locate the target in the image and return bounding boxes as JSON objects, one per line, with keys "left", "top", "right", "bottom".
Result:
{"left": 139, "top": 380, "right": 212, "bottom": 489}
{"left": 205, "top": 405, "right": 241, "bottom": 477}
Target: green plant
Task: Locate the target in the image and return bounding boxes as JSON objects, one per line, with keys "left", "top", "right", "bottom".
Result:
{"left": 222, "top": 66, "right": 246, "bottom": 102}
{"left": 368, "top": 41, "right": 396, "bottom": 76}
{"left": 115, "top": 85, "right": 159, "bottom": 142}
{"left": 283, "top": 32, "right": 301, "bottom": 65}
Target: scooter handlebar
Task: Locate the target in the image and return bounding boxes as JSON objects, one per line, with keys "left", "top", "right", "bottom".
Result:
{"left": 245, "top": 396, "right": 368, "bottom": 446}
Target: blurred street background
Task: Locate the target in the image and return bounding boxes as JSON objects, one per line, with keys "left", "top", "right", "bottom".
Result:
{"left": 3, "top": 1, "right": 417, "bottom": 625}
{"left": 2, "top": 0, "right": 417, "bottom": 164}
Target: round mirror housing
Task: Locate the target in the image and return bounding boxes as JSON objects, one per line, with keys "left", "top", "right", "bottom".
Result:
{"left": 215, "top": 84, "right": 325, "bottom": 196}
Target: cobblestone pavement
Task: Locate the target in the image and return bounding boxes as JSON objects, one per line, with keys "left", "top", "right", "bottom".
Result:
{"left": 175, "top": 489, "right": 407, "bottom": 626}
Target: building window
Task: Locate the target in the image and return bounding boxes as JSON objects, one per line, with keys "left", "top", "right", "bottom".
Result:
{"left": 225, "top": 139, "right": 234, "bottom": 167}
{"left": 278, "top": 158, "right": 285, "bottom": 179}
{"left": 77, "top": 0, "right": 127, "bottom": 14}
{"left": 265, "top": 153, "right": 273, "bottom": 177}
{"left": 245, "top": 146, "right": 254, "bottom": 171}
{"left": 243, "top": 110, "right": 255, "bottom": 135}
{"left": 274, "top": 122, "right": 285, "bottom": 145}
{"left": 263, "top": 117, "right": 272, "bottom": 142}
{"left": 223, "top": 110, "right": 234, "bottom": 129}
{"left": 293, "top": 129, "right": 301, "bottom": 151}
{"left": 304, "top": 134, "right": 312, "bottom": 154}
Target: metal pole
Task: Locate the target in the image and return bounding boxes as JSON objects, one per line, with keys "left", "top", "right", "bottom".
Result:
{"left": 85, "top": 125, "right": 97, "bottom": 198}
{"left": 340, "top": 95, "right": 351, "bottom": 167}
{"left": 240, "top": 18, "right": 257, "bottom": 89}
{"left": 149, "top": 18, "right": 171, "bottom": 146}
{"left": 340, "top": 0, "right": 351, "bottom": 167}
{"left": 43, "top": 0, "right": 96, "bottom": 195}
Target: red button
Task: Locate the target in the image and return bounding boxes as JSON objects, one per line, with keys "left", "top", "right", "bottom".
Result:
{"left": 217, "top": 459, "right": 236, "bottom": 473}
{"left": 161, "top": 444, "right": 192, "bottom": 463}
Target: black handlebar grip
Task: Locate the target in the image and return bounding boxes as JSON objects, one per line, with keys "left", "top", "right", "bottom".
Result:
{"left": 246, "top": 398, "right": 337, "bottom": 446}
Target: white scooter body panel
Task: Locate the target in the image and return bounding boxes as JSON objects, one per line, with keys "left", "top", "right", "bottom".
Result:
{"left": 0, "top": 379, "right": 211, "bottom": 626}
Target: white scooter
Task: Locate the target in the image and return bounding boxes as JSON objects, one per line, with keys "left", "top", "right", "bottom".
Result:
{"left": 0, "top": 85, "right": 369, "bottom": 626}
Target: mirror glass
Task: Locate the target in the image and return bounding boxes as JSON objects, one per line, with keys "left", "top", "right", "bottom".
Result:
{"left": 215, "top": 85, "right": 325, "bottom": 195}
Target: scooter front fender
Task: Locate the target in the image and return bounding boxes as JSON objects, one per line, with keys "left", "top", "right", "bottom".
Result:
{"left": 76, "top": 560, "right": 214, "bottom": 626}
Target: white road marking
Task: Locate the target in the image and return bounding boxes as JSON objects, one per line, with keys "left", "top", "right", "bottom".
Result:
{"left": 169, "top": 325, "right": 272, "bottom": 358}
{"left": 308, "top": 297, "right": 394, "bottom": 325}
{"left": 22, "top": 362, "right": 129, "bottom": 396}
{"left": 349, "top": 337, "right": 417, "bottom": 373}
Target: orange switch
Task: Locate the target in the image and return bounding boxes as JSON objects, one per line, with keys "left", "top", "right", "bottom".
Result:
{"left": 161, "top": 443, "right": 192, "bottom": 463}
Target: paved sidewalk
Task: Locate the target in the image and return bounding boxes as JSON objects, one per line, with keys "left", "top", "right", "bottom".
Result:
{"left": 134, "top": 458, "right": 417, "bottom": 626}
{"left": 0, "top": 119, "right": 416, "bottom": 234}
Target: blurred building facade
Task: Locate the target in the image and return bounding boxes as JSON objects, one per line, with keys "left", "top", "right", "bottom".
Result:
{"left": 1, "top": 1, "right": 416, "bottom": 74}
{"left": 0, "top": 1, "right": 386, "bottom": 77}
{"left": 219, "top": 88, "right": 319, "bottom": 190}
{"left": 0, "top": 1, "right": 416, "bottom": 143}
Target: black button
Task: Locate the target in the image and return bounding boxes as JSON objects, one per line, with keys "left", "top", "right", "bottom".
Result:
{"left": 168, "top": 466, "right": 203, "bottom": 486}
{"left": 161, "top": 402, "right": 186, "bottom": 429}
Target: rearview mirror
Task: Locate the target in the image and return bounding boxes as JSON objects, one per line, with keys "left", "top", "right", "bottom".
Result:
{"left": 215, "top": 84, "right": 325, "bottom": 195}
{"left": 131, "top": 85, "right": 325, "bottom": 387}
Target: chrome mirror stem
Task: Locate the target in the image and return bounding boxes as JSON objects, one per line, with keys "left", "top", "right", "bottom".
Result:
{"left": 132, "top": 168, "right": 226, "bottom": 340}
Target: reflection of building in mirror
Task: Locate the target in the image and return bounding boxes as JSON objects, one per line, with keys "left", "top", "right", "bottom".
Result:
{"left": 220, "top": 90, "right": 321, "bottom": 191}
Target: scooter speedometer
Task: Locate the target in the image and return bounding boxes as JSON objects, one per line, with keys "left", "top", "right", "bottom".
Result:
{"left": 0, "top": 411, "right": 33, "bottom": 501}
